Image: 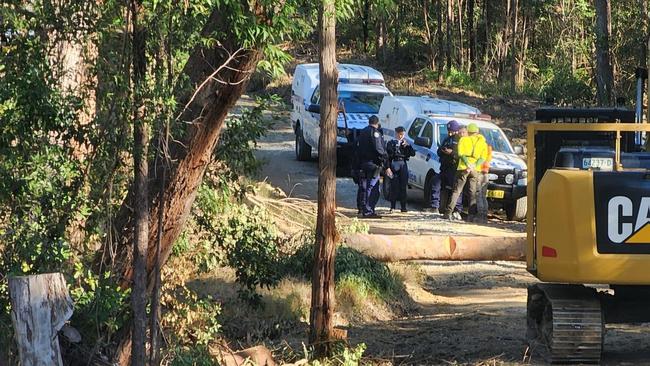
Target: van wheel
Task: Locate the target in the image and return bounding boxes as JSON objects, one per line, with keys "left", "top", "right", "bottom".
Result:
{"left": 295, "top": 125, "right": 311, "bottom": 161}
{"left": 382, "top": 177, "right": 391, "bottom": 201}
{"left": 506, "top": 197, "right": 527, "bottom": 221}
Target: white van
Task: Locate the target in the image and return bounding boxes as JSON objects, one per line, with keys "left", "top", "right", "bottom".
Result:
{"left": 291, "top": 63, "right": 392, "bottom": 162}
{"left": 378, "top": 96, "right": 528, "bottom": 221}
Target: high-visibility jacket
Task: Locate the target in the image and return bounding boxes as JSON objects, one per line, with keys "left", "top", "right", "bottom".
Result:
{"left": 457, "top": 133, "right": 488, "bottom": 171}
{"left": 481, "top": 145, "right": 493, "bottom": 173}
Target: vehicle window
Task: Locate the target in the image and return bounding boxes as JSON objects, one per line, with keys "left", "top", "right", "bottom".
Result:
{"left": 408, "top": 118, "right": 426, "bottom": 140}
{"left": 420, "top": 122, "right": 434, "bottom": 148}
{"left": 338, "top": 91, "right": 387, "bottom": 113}
{"left": 438, "top": 124, "right": 448, "bottom": 143}
{"left": 437, "top": 122, "right": 512, "bottom": 153}
{"left": 310, "top": 88, "right": 320, "bottom": 104}
{"left": 480, "top": 128, "right": 513, "bottom": 154}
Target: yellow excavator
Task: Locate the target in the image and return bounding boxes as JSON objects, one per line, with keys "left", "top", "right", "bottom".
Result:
{"left": 526, "top": 69, "right": 650, "bottom": 363}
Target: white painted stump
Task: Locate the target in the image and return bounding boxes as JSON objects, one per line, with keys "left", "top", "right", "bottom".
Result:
{"left": 9, "top": 273, "right": 74, "bottom": 366}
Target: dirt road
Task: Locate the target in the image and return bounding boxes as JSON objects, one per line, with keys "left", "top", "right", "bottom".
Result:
{"left": 347, "top": 261, "right": 650, "bottom": 365}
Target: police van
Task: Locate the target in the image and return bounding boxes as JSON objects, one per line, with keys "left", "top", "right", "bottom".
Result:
{"left": 378, "top": 96, "right": 528, "bottom": 221}
{"left": 291, "top": 63, "right": 392, "bottom": 162}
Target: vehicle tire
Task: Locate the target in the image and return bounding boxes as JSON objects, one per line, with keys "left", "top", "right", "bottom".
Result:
{"left": 423, "top": 171, "right": 435, "bottom": 207}
{"left": 506, "top": 197, "right": 527, "bottom": 221}
{"left": 295, "top": 124, "right": 311, "bottom": 161}
{"left": 382, "top": 177, "right": 391, "bottom": 201}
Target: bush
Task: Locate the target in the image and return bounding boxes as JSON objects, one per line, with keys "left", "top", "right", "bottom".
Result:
{"left": 540, "top": 66, "right": 594, "bottom": 105}
{"left": 284, "top": 244, "right": 403, "bottom": 300}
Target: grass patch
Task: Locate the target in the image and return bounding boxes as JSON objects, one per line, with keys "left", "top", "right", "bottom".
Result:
{"left": 284, "top": 244, "right": 405, "bottom": 301}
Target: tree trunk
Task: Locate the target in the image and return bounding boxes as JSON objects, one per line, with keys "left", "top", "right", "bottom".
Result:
{"left": 309, "top": 0, "right": 338, "bottom": 357}
{"left": 594, "top": 0, "right": 615, "bottom": 106}
{"left": 457, "top": 0, "right": 464, "bottom": 69}
{"left": 423, "top": 0, "right": 436, "bottom": 70}
{"left": 510, "top": 0, "right": 519, "bottom": 91}
{"left": 393, "top": 4, "right": 401, "bottom": 60}
{"left": 641, "top": 0, "right": 648, "bottom": 70}
{"left": 9, "top": 273, "right": 74, "bottom": 366}
{"left": 446, "top": 0, "right": 453, "bottom": 70}
{"left": 437, "top": 0, "right": 445, "bottom": 79}
{"left": 130, "top": 0, "right": 149, "bottom": 364}
{"left": 497, "top": 0, "right": 512, "bottom": 80}
{"left": 362, "top": 0, "right": 370, "bottom": 53}
{"left": 644, "top": 0, "right": 650, "bottom": 127}
{"left": 376, "top": 13, "right": 387, "bottom": 64}
{"left": 468, "top": 0, "right": 476, "bottom": 74}
{"left": 516, "top": 7, "right": 529, "bottom": 87}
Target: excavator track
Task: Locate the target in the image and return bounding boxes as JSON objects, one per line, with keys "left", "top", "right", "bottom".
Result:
{"left": 527, "top": 284, "right": 604, "bottom": 364}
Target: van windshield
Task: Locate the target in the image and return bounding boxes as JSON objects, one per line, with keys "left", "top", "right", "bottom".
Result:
{"left": 339, "top": 91, "right": 387, "bottom": 114}
{"left": 438, "top": 124, "right": 513, "bottom": 154}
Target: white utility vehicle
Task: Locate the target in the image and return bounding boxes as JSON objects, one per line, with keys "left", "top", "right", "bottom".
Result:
{"left": 378, "top": 96, "right": 528, "bottom": 221}
{"left": 291, "top": 63, "right": 392, "bottom": 162}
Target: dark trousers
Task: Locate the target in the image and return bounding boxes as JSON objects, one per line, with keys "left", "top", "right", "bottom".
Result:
{"left": 359, "top": 162, "right": 381, "bottom": 216}
{"left": 356, "top": 184, "right": 364, "bottom": 213}
{"left": 440, "top": 168, "right": 463, "bottom": 214}
{"left": 429, "top": 172, "right": 441, "bottom": 208}
{"left": 389, "top": 160, "right": 408, "bottom": 210}
{"left": 445, "top": 169, "right": 478, "bottom": 217}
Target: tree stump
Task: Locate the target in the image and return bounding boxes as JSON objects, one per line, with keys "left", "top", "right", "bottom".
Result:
{"left": 9, "top": 273, "right": 74, "bottom": 366}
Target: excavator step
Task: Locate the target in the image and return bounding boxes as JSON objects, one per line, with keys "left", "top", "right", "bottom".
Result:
{"left": 527, "top": 284, "right": 604, "bottom": 364}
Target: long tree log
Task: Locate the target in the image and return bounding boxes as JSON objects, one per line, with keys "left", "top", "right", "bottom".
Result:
{"left": 344, "top": 234, "right": 526, "bottom": 262}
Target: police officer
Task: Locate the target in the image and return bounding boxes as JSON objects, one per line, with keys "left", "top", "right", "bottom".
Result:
{"left": 386, "top": 126, "right": 415, "bottom": 212}
{"left": 356, "top": 115, "right": 388, "bottom": 218}
{"left": 438, "top": 120, "right": 463, "bottom": 218}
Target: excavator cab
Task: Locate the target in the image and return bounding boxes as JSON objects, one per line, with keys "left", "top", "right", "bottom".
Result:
{"left": 526, "top": 107, "right": 650, "bottom": 363}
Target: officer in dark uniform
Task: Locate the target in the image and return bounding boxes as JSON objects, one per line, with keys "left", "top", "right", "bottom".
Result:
{"left": 356, "top": 115, "right": 388, "bottom": 218}
{"left": 437, "top": 120, "right": 463, "bottom": 218}
{"left": 386, "top": 126, "right": 415, "bottom": 212}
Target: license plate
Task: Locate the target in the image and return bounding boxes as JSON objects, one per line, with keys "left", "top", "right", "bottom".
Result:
{"left": 582, "top": 157, "right": 613, "bottom": 171}
{"left": 487, "top": 190, "right": 505, "bottom": 199}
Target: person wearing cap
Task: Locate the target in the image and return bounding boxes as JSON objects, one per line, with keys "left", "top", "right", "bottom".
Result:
{"left": 444, "top": 122, "right": 488, "bottom": 221}
{"left": 437, "top": 120, "right": 464, "bottom": 217}
{"left": 386, "top": 126, "right": 415, "bottom": 212}
{"left": 356, "top": 115, "right": 389, "bottom": 219}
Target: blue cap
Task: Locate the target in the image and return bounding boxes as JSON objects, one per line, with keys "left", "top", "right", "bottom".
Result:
{"left": 447, "top": 120, "right": 461, "bottom": 132}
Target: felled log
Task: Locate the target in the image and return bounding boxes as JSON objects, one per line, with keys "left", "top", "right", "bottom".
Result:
{"left": 343, "top": 234, "right": 526, "bottom": 262}
{"left": 221, "top": 345, "right": 276, "bottom": 366}
{"left": 9, "top": 273, "right": 74, "bottom": 366}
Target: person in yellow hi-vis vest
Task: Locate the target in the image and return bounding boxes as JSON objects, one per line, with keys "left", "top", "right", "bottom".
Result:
{"left": 443, "top": 123, "right": 488, "bottom": 221}
{"left": 476, "top": 143, "right": 493, "bottom": 224}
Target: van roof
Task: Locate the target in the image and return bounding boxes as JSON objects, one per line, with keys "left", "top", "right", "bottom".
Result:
{"left": 296, "top": 63, "right": 385, "bottom": 84}
{"left": 386, "top": 95, "right": 481, "bottom": 116}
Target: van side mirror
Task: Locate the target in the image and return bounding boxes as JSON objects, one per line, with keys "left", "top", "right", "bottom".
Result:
{"left": 415, "top": 136, "right": 431, "bottom": 148}
{"left": 514, "top": 145, "right": 525, "bottom": 155}
{"left": 307, "top": 104, "right": 321, "bottom": 114}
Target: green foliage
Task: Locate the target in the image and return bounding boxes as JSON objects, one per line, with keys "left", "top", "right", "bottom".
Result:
{"left": 169, "top": 346, "right": 216, "bottom": 366}
{"left": 284, "top": 244, "right": 403, "bottom": 300}
{"left": 69, "top": 266, "right": 130, "bottom": 344}
{"left": 198, "top": 203, "right": 283, "bottom": 306}
{"left": 539, "top": 66, "right": 594, "bottom": 105}
{"left": 216, "top": 95, "right": 282, "bottom": 179}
